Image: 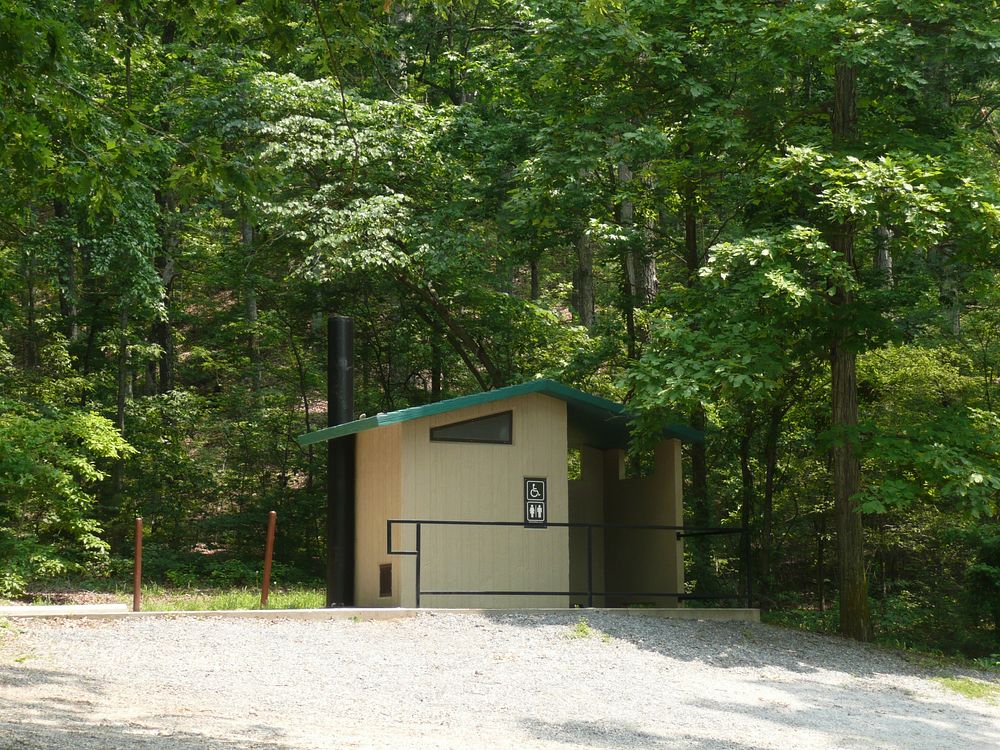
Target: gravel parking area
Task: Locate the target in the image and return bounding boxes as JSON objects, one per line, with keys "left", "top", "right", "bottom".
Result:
{"left": 1, "top": 612, "right": 998, "bottom": 749}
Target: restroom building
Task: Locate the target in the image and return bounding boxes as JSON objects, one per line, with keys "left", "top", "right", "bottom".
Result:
{"left": 296, "top": 379, "right": 702, "bottom": 609}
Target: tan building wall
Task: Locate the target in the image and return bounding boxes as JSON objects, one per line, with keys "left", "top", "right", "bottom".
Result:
{"left": 354, "top": 424, "right": 403, "bottom": 607}
{"left": 397, "top": 393, "right": 570, "bottom": 608}
{"left": 602, "top": 439, "right": 684, "bottom": 607}
{"left": 568, "top": 445, "right": 607, "bottom": 607}
{"left": 353, "top": 395, "right": 684, "bottom": 609}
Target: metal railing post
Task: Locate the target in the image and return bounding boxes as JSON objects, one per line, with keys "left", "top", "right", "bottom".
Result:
{"left": 415, "top": 522, "right": 422, "bottom": 609}
{"left": 260, "top": 510, "right": 277, "bottom": 608}
{"left": 133, "top": 517, "right": 143, "bottom": 613}
{"left": 586, "top": 524, "right": 593, "bottom": 608}
{"left": 743, "top": 526, "right": 753, "bottom": 609}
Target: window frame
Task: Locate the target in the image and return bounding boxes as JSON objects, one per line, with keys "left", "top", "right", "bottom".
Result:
{"left": 429, "top": 410, "right": 513, "bottom": 445}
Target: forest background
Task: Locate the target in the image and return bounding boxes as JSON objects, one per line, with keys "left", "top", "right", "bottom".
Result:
{"left": 1, "top": 0, "right": 998, "bottom": 658}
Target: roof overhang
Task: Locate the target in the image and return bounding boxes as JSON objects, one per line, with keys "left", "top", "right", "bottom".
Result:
{"left": 295, "top": 379, "right": 702, "bottom": 448}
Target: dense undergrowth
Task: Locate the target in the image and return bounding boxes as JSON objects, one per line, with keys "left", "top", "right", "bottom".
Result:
{"left": 764, "top": 602, "right": 1000, "bottom": 673}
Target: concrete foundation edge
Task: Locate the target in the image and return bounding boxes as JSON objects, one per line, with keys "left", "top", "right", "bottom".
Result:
{"left": 0, "top": 607, "right": 760, "bottom": 623}
{"left": 0, "top": 604, "right": 129, "bottom": 616}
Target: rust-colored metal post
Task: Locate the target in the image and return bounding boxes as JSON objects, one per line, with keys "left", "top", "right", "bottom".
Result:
{"left": 133, "top": 517, "right": 143, "bottom": 612}
{"left": 261, "top": 510, "right": 277, "bottom": 608}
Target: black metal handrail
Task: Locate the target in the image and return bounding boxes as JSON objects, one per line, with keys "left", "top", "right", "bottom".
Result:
{"left": 386, "top": 519, "right": 751, "bottom": 608}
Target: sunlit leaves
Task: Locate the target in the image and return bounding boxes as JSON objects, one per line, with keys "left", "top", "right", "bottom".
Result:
{"left": 849, "top": 345, "right": 1000, "bottom": 518}
{"left": 0, "top": 398, "right": 133, "bottom": 597}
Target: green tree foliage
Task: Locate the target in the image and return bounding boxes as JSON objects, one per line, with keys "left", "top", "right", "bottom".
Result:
{"left": 0, "top": 0, "right": 997, "bottom": 655}
{"left": 0, "top": 347, "right": 132, "bottom": 598}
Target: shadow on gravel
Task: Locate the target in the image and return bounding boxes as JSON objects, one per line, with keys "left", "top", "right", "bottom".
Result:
{"left": 0, "top": 664, "right": 291, "bottom": 750}
{"left": 0, "top": 663, "right": 105, "bottom": 691}
{"left": 479, "top": 612, "right": 1000, "bottom": 747}
{"left": 0, "top": 721, "right": 291, "bottom": 750}
{"left": 477, "top": 611, "right": 939, "bottom": 679}
{"left": 691, "top": 687, "right": 1000, "bottom": 750}
{"left": 521, "top": 718, "right": 774, "bottom": 749}
{"left": 523, "top": 718, "right": 669, "bottom": 748}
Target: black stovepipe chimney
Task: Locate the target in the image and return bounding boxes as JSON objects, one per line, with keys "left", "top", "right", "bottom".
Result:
{"left": 326, "top": 316, "right": 355, "bottom": 607}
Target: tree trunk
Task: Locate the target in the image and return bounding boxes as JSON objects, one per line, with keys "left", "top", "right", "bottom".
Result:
{"left": 619, "top": 175, "right": 638, "bottom": 360}
{"left": 116, "top": 306, "right": 129, "bottom": 435}
{"left": 288, "top": 325, "right": 314, "bottom": 491}
{"left": 240, "top": 216, "right": 261, "bottom": 395}
{"left": 155, "top": 191, "right": 178, "bottom": 393}
{"left": 739, "top": 419, "right": 756, "bottom": 604}
{"left": 931, "top": 243, "right": 962, "bottom": 336}
{"left": 683, "top": 176, "right": 700, "bottom": 275}
{"left": 817, "top": 513, "right": 827, "bottom": 611}
{"left": 617, "top": 162, "right": 657, "bottom": 359}
{"left": 53, "top": 199, "right": 80, "bottom": 343}
{"left": 79, "top": 246, "right": 99, "bottom": 385}
{"left": 431, "top": 339, "right": 442, "bottom": 401}
{"left": 22, "top": 249, "right": 39, "bottom": 368}
{"left": 688, "top": 404, "right": 718, "bottom": 595}
{"left": 388, "top": 6, "right": 410, "bottom": 93}
{"left": 874, "top": 226, "right": 893, "bottom": 286}
{"left": 572, "top": 229, "right": 596, "bottom": 329}
{"left": 151, "top": 316, "right": 174, "bottom": 393}
{"left": 105, "top": 305, "right": 130, "bottom": 546}
{"left": 529, "top": 257, "right": 540, "bottom": 301}
{"left": 246, "top": 284, "right": 260, "bottom": 393}
{"left": 625, "top": 251, "right": 658, "bottom": 306}
{"left": 760, "top": 403, "right": 782, "bottom": 608}
{"left": 681, "top": 178, "right": 716, "bottom": 595}
{"left": 831, "top": 336, "right": 870, "bottom": 639}
{"left": 829, "top": 61, "right": 870, "bottom": 642}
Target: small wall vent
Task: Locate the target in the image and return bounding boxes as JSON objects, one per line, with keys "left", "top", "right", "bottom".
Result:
{"left": 379, "top": 563, "right": 392, "bottom": 598}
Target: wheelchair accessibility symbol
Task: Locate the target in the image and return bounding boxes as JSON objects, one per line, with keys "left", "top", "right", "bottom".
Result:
{"left": 525, "top": 479, "right": 545, "bottom": 500}
{"left": 524, "top": 477, "right": 547, "bottom": 527}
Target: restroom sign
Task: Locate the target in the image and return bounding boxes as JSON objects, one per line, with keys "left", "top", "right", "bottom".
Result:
{"left": 524, "top": 477, "right": 547, "bottom": 527}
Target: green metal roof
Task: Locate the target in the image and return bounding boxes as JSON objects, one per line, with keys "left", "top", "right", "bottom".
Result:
{"left": 295, "top": 379, "right": 702, "bottom": 448}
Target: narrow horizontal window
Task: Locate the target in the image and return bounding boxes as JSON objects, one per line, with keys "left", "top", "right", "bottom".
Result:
{"left": 430, "top": 410, "right": 512, "bottom": 445}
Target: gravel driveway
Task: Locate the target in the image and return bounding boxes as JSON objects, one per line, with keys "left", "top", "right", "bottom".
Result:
{"left": 1, "top": 612, "right": 997, "bottom": 749}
